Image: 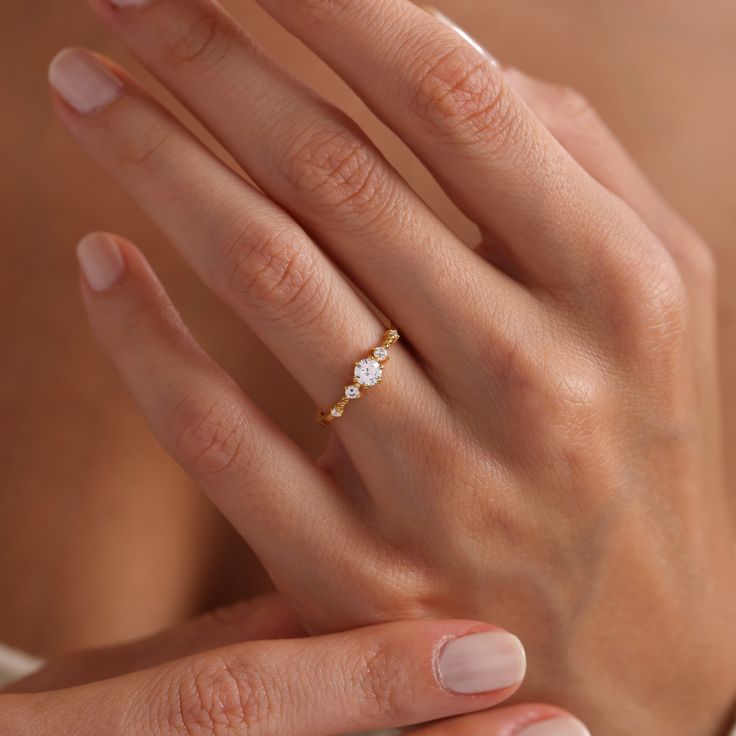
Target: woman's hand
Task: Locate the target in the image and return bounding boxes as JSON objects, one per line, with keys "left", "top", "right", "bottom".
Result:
{"left": 2, "top": 596, "right": 587, "bottom": 736}
{"left": 47, "top": 0, "right": 736, "bottom": 732}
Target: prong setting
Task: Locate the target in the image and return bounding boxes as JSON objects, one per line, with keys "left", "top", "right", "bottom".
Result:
{"left": 318, "top": 328, "right": 400, "bottom": 425}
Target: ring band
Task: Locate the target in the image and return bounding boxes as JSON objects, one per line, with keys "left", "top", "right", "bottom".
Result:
{"left": 316, "top": 328, "right": 400, "bottom": 426}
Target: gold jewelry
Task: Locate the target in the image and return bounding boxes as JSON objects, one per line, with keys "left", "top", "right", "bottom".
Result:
{"left": 316, "top": 328, "right": 400, "bottom": 426}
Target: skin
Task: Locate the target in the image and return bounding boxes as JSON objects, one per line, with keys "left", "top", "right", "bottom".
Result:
{"left": 1, "top": 596, "right": 585, "bottom": 735}
{"left": 0, "top": 0, "right": 735, "bottom": 732}
{"left": 2, "top": 0, "right": 735, "bottom": 656}
{"left": 36, "top": 0, "right": 736, "bottom": 732}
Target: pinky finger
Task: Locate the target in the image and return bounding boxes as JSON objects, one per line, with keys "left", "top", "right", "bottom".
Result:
{"left": 75, "top": 232, "right": 359, "bottom": 586}
{"left": 411, "top": 705, "right": 591, "bottom": 735}
{"left": 503, "top": 68, "right": 713, "bottom": 283}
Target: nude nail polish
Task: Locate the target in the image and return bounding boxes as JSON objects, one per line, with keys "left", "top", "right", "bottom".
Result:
{"left": 519, "top": 717, "right": 592, "bottom": 736}
{"left": 48, "top": 49, "right": 122, "bottom": 114}
{"left": 437, "top": 631, "right": 526, "bottom": 694}
{"left": 423, "top": 6, "right": 500, "bottom": 67}
{"left": 77, "top": 234, "right": 126, "bottom": 292}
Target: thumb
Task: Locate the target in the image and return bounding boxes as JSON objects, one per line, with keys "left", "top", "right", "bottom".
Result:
{"left": 13, "top": 619, "right": 529, "bottom": 735}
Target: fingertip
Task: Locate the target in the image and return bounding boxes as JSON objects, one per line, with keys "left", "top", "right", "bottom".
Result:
{"left": 48, "top": 47, "right": 82, "bottom": 87}
{"left": 518, "top": 716, "right": 592, "bottom": 735}
{"left": 48, "top": 47, "right": 122, "bottom": 115}
{"left": 86, "top": 0, "right": 151, "bottom": 26}
{"left": 409, "top": 703, "right": 590, "bottom": 736}
{"left": 77, "top": 232, "right": 128, "bottom": 293}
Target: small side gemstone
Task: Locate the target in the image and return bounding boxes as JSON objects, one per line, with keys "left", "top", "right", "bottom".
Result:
{"left": 345, "top": 385, "right": 361, "bottom": 400}
{"left": 373, "top": 346, "right": 389, "bottom": 361}
{"left": 331, "top": 406, "right": 343, "bottom": 418}
{"left": 385, "top": 329, "right": 399, "bottom": 343}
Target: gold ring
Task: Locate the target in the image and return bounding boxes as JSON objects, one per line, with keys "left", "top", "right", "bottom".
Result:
{"left": 316, "top": 328, "right": 400, "bottom": 426}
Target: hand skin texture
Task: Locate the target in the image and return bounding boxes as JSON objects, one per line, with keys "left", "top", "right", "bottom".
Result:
{"left": 0, "top": 595, "right": 589, "bottom": 736}
{"left": 46, "top": 0, "right": 736, "bottom": 733}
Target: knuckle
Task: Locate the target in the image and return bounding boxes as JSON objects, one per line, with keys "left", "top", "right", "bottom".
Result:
{"left": 672, "top": 233, "right": 717, "bottom": 293}
{"left": 159, "top": 656, "right": 274, "bottom": 735}
{"left": 581, "top": 213, "right": 690, "bottom": 350}
{"left": 170, "top": 392, "right": 251, "bottom": 478}
{"left": 616, "top": 249, "right": 690, "bottom": 351}
{"left": 283, "top": 121, "right": 394, "bottom": 220}
{"left": 481, "top": 330, "right": 543, "bottom": 397}
{"left": 116, "top": 116, "right": 175, "bottom": 168}
{"left": 222, "top": 223, "right": 329, "bottom": 330}
{"left": 546, "top": 365, "right": 606, "bottom": 450}
{"left": 353, "top": 640, "right": 409, "bottom": 721}
{"left": 640, "top": 260, "right": 690, "bottom": 337}
{"left": 407, "top": 40, "right": 521, "bottom": 150}
{"left": 162, "top": 9, "right": 233, "bottom": 73}
{"left": 497, "top": 339, "right": 594, "bottom": 426}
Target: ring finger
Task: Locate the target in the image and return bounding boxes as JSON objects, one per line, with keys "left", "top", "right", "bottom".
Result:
{"left": 48, "top": 48, "right": 435, "bottom": 432}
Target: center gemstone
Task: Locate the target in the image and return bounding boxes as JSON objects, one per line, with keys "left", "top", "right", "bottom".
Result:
{"left": 354, "top": 358, "right": 383, "bottom": 387}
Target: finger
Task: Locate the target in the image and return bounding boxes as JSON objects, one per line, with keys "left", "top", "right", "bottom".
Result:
{"left": 48, "top": 48, "right": 432, "bottom": 431}
{"left": 33, "top": 620, "right": 528, "bottom": 736}
{"left": 502, "top": 68, "right": 720, "bottom": 455}
{"left": 85, "top": 0, "right": 518, "bottom": 360}
{"left": 411, "top": 706, "right": 591, "bottom": 735}
{"left": 74, "top": 233, "right": 375, "bottom": 615}
{"left": 503, "top": 67, "right": 715, "bottom": 291}
{"left": 7, "top": 596, "right": 303, "bottom": 693}
{"left": 252, "top": 0, "right": 651, "bottom": 291}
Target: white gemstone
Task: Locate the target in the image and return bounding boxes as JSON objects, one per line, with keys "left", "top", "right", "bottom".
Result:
{"left": 354, "top": 358, "right": 383, "bottom": 387}
{"left": 373, "top": 346, "right": 389, "bottom": 361}
{"left": 345, "top": 385, "right": 361, "bottom": 400}
{"left": 331, "top": 407, "right": 342, "bottom": 418}
{"left": 386, "top": 329, "right": 399, "bottom": 341}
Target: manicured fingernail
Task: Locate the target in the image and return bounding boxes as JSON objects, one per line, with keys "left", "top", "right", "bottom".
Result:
{"left": 48, "top": 48, "right": 122, "bottom": 114}
{"left": 519, "top": 718, "right": 592, "bottom": 736}
{"left": 423, "top": 7, "right": 500, "bottom": 67}
{"left": 437, "top": 631, "right": 526, "bottom": 694}
{"left": 77, "top": 233, "right": 126, "bottom": 292}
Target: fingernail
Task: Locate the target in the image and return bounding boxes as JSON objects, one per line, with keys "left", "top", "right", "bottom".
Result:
{"left": 77, "top": 233, "right": 126, "bottom": 292}
{"left": 423, "top": 7, "right": 500, "bottom": 67}
{"left": 437, "top": 631, "right": 526, "bottom": 694}
{"left": 519, "top": 717, "right": 592, "bottom": 736}
{"left": 48, "top": 48, "right": 122, "bottom": 114}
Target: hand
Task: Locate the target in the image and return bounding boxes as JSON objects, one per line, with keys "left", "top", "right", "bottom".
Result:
{"left": 2, "top": 595, "right": 586, "bottom": 736}
{"left": 47, "top": 0, "right": 736, "bottom": 733}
